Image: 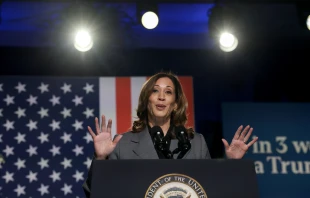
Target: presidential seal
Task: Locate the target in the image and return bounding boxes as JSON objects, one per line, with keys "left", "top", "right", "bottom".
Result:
{"left": 145, "top": 173, "right": 207, "bottom": 198}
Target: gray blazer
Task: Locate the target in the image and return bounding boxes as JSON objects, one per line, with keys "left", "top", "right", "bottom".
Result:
{"left": 82, "top": 127, "right": 211, "bottom": 197}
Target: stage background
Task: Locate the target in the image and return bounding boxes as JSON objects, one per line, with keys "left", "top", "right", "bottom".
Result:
{"left": 222, "top": 102, "right": 310, "bottom": 198}
{"left": 1, "top": 2, "right": 310, "bottom": 197}
{"left": 0, "top": 76, "right": 194, "bottom": 198}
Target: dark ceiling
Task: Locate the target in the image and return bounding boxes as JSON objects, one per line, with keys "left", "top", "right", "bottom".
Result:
{"left": 0, "top": 0, "right": 309, "bottom": 49}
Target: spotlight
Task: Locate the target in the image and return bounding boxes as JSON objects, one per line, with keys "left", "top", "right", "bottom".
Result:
{"left": 219, "top": 32, "right": 238, "bottom": 52}
{"left": 137, "top": 3, "right": 159, "bottom": 30}
{"left": 74, "top": 30, "right": 93, "bottom": 52}
{"left": 208, "top": 4, "right": 241, "bottom": 52}
{"left": 141, "top": 11, "right": 159, "bottom": 29}
{"left": 296, "top": 3, "right": 310, "bottom": 31}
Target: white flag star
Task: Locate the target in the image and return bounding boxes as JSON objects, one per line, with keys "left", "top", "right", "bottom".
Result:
{"left": 15, "top": 82, "right": 26, "bottom": 93}
{"left": 83, "top": 107, "right": 94, "bottom": 119}
{"left": 49, "top": 145, "right": 61, "bottom": 156}
{"left": 0, "top": 83, "right": 3, "bottom": 91}
{"left": 72, "top": 95, "right": 83, "bottom": 106}
{"left": 60, "top": 132, "right": 72, "bottom": 144}
{"left": 61, "top": 183, "right": 72, "bottom": 195}
{"left": 26, "top": 95, "right": 38, "bottom": 106}
{"left": 72, "top": 170, "right": 84, "bottom": 182}
{"left": 38, "top": 184, "right": 49, "bottom": 196}
{"left": 14, "top": 158, "right": 26, "bottom": 170}
{"left": 14, "top": 107, "right": 26, "bottom": 118}
{"left": 37, "top": 107, "right": 49, "bottom": 118}
{"left": 83, "top": 133, "right": 93, "bottom": 144}
{"left": 3, "top": 94, "right": 14, "bottom": 106}
{"left": 72, "top": 145, "right": 84, "bottom": 156}
{"left": 49, "top": 120, "right": 61, "bottom": 131}
{"left": 60, "top": 107, "right": 72, "bottom": 119}
{"left": 38, "top": 82, "right": 49, "bottom": 93}
{"left": 38, "top": 158, "right": 49, "bottom": 169}
{"left": 26, "top": 171, "right": 38, "bottom": 183}
{"left": 60, "top": 83, "right": 72, "bottom": 94}
{"left": 3, "top": 145, "right": 14, "bottom": 157}
{"left": 72, "top": 120, "right": 83, "bottom": 131}
{"left": 3, "top": 119, "right": 14, "bottom": 131}
{"left": 0, "top": 108, "right": 3, "bottom": 117}
{"left": 2, "top": 171, "right": 14, "bottom": 183}
{"left": 26, "top": 145, "right": 38, "bottom": 157}
{"left": 84, "top": 157, "right": 92, "bottom": 169}
{"left": 61, "top": 158, "right": 72, "bottom": 169}
{"left": 83, "top": 83, "right": 94, "bottom": 94}
{"left": 14, "top": 132, "right": 26, "bottom": 144}
{"left": 37, "top": 132, "right": 49, "bottom": 144}
{"left": 49, "top": 95, "right": 61, "bottom": 106}
{"left": 0, "top": 134, "right": 3, "bottom": 143}
{"left": 49, "top": 170, "right": 61, "bottom": 182}
{"left": 14, "top": 184, "right": 26, "bottom": 197}
{"left": 26, "top": 119, "right": 38, "bottom": 131}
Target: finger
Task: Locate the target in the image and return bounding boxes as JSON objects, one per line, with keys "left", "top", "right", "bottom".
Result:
{"left": 107, "top": 119, "right": 112, "bottom": 134}
{"left": 222, "top": 139, "right": 230, "bottom": 150}
{"left": 239, "top": 125, "right": 250, "bottom": 141}
{"left": 113, "top": 134, "right": 123, "bottom": 145}
{"left": 243, "top": 127, "right": 253, "bottom": 142}
{"left": 233, "top": 125, "right": 243, "bottom": 140}
{"left": 87, "top": 126, "right": 96, "bottom": 139}
{"left": 247, "top": 136, "right": 259, "bottom": 147}
{"left": 101, "top": 115, "right": 106, "bottom": 132}
{"left": 95, "top": 117, "right": 100, "bottom": 134}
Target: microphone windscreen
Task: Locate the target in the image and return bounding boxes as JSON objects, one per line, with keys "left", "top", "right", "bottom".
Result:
{"left": 150, "top": 126, "right": 164, "bottom": 137}
{"left": 175, "top": 125, "right": 191, "bottom": 154}
{"left": 175, "top": 125, "right": 187, "bottom": 136}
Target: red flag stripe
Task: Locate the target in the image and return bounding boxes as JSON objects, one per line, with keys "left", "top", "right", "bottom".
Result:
{"left": 178, "top": 76, "right": 195, "bottom": 129}
{"left": 116, "top": 77, "right": 132, "bottom": 134}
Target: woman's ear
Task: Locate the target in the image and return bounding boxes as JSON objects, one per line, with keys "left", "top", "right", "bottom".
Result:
{"left": 174, "top": 103, "right": 178, "bottom": 111}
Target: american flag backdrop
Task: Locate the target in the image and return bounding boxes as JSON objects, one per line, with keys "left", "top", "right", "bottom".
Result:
{"left": 0, "top": 76, "right": 194, "bottom": 198}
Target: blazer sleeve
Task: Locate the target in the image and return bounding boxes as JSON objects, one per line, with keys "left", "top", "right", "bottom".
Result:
{"left": 82, "top": 155, "right": 95, "bottom": 198}
{"left": 82, "top": 137, "right": 121, "bottom": 198}
{"left": 199, "top": 133, "right": 211, "bottom": 159}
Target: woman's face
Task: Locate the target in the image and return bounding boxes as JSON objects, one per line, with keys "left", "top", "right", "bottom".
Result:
{"left": 148, "top": 77, "right": 176, "bottom": 120}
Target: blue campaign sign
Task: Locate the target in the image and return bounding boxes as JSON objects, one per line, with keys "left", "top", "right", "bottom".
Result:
{"left": 221, "top": 103, "right": 310, "bottom": 198}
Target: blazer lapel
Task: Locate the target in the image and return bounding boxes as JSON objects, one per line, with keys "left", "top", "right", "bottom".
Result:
{"left": 181, "top": 138, "right": 195, "bottom": 159}
{"left": 181, "top": 148, "right": 192, "bottom": 159}
{"left": 132, "top": 127, "right": 159, "bottom": 159}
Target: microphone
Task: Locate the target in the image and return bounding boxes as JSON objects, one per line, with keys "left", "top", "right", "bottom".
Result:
{"left": 175, "top": 125, "right": 191, "bottom": 159}
{"left": 150, "top": 126, "right": 172, "bottom": 159}
{"left": 150, "top": 126, "right": 166, "bottom": 151}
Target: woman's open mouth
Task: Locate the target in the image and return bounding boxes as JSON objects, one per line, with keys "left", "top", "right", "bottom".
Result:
{"left": 156, "top": 104, "right": 166, "bottom": 110}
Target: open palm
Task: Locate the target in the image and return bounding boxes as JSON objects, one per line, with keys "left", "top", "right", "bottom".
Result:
{"left": 87, "top": 115, "right": 122, "bottom": 160}
{"left": 222, "top": 125, "right": 258, "bottom": 159}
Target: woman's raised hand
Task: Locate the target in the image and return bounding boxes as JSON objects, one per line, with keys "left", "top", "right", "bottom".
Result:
{"left": 222, "top": 125, "right": 258, "bottom": 159}
{"left": 87, "top": 115, "right": 122, "bottom": 160}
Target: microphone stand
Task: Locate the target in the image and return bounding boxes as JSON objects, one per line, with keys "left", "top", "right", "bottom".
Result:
{"left": 151, "top": 127, "right": 173, "bottom": 159}
{"left": 174, "top": 126, "right": 192, "bottom": 159}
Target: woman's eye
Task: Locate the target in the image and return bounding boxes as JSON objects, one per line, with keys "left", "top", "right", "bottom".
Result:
{"left": 166, "top": 91, "right": 172, "bottom": 94}
{"left": 152, "top": 89, "right": 158, "bottom": 93}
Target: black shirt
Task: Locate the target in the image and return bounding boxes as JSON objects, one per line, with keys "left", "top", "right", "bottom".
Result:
{"left": 148, "top": 124, "right": 175, "bottom": 159}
